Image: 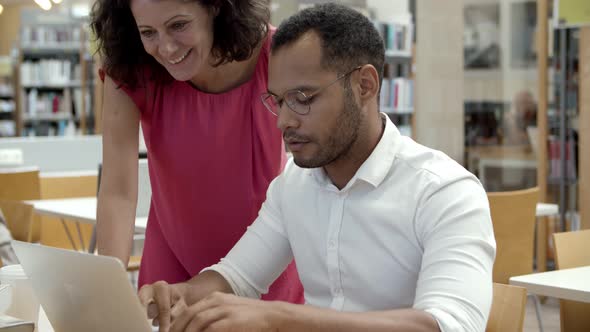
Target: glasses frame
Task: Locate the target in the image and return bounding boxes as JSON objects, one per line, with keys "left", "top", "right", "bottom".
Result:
{"left": 261, "top": 66, "right": 362, "bottom": 116}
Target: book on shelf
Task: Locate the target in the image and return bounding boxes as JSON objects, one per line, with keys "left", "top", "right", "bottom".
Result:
{"left": 20, "top": 25, "right": 81, "bottom": 46}
{"left": 0, "top": 84, "right": 13, "bottom": 97}
{"left": 0, "top": 121, "right": 16, "bottom": 137}
{"left": 374, "top": 21, "right": 413, "bottom": 55}
{"left": 380, "top": 78, "right": 413, "bottom": 114}
{"left": 0, "top": 100, "right": 15, "bottom": 113}
{"left": 20, "top": 60, "right": 76, "bottom": 86}
{"left": 548, "top": 137, "right": 577, "bottom": 181}
{"left": 24, "top": 88, "right": 73, "bottom": 119}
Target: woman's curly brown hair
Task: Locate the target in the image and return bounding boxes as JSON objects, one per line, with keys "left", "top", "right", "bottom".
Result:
{"left": 90, "top": 0, "right": 270, "bottom": 88}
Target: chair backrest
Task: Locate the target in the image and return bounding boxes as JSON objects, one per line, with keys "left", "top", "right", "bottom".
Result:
{"left": 553, "top": 230, "right": 590, "bottom": 332}
{"left": 487, "top": 187, "right": 539, "bottom": 284}
{"left": 0, "top": 167, "right": 42, "bottom": 242}
{"left": 0, "top": 167, "right": 41, "bottom": 200}
{"left": 0, "top": 200, "right": 34, "bottom": 242}
{"left": 38, "top": 173, "right": 98, "bottom": 251}
{"left": 486, "top": 282, "right": 527, "bottom": 332}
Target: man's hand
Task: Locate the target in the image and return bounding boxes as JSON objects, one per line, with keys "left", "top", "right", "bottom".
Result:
{"left": 138, "top": 281, "right": 190, "bottom": 332}
{"left": 170, "top": 292, "right": 286, "bottom": 332}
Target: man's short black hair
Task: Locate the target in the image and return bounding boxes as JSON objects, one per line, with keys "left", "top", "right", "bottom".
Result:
{"left": 272, "top": 2, "right": 385, "bottom": 88}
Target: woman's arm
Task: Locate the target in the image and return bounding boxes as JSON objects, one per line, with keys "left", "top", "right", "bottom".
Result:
{"left": 96, "top": 75, "right": 141, "bottom": 266}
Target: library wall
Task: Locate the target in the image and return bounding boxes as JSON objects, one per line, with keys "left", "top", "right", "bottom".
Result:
{"left": 415, "top": 0, "right": 464, "bottom": 162}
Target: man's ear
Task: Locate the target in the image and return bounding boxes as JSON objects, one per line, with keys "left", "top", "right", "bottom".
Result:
{"left": 356, "top": 65, "right": 380, "bottom": 105}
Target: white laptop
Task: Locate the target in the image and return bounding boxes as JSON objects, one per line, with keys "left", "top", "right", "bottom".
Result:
{"left": 12, "top": 241, "right": 155, "bottom": 332}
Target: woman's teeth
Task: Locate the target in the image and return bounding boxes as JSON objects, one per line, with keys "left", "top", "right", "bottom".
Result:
{"left": 169, "top": 49, "right": 191, "bottom": 64}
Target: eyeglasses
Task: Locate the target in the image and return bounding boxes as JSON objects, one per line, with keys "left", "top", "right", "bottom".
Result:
{"left": 261, "top": 66, "right": 362, "bottom": 116}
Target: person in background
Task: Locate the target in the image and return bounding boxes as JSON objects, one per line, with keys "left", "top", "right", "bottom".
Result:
{"left": 502, "top": 90, "right": 537, "bottom": 146}
{"left": 89, "top": 0, "right": 303, "bottom": 303}
{"left": 139, "top": 3, "right": 496, "bottom": 332}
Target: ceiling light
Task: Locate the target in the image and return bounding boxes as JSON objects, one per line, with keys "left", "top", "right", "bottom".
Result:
{"left": 34, "top": 0, "right": 52, "bottom": 10}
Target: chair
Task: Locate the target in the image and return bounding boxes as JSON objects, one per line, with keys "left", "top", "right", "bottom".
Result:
{"left": 553, "top": 229, "right": 590, "bottom": 331}
{"left": 0, "top": 168, "right": 42, "bottom": 242}
{"left": 0, "top": 200, "right": 35, "bottom": 242}
{"left": 38, "top": 172, "right": 97, "bottom": 251}
{"left": 487, "top": 187, "right": 543, "bottom": 331}
{"left": 486, "top": 282, "right": 527, "bottom": 332}
{"left": 0, "top": 167, "right": 41, "bottom": 200}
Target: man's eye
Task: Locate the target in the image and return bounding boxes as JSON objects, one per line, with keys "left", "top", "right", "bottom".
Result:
{"left": 295, "top": 94, "right": 313, "bottom": 105}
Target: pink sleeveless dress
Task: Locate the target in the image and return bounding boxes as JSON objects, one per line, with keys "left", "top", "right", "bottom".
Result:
{"left": 102, "top": 29, "right": 303, "bottom": 303}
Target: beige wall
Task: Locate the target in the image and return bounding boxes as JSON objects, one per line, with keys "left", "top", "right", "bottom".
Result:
{"left": 415, "top": 0, "right": 464, "bottom": 162}
{"left": 0, "top": 2, "right": 35, "bottom": 55}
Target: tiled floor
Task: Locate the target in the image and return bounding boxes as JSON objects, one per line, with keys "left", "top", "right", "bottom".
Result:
{"left": 524, "top": 296, "right": 560, "bottom": 332}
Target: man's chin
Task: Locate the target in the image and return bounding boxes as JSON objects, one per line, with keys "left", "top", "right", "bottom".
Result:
{"left": 292, "top": 155, "right": 322, "bottom": 169}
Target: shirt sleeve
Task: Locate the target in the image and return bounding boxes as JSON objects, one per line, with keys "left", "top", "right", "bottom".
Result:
{"left": 202, "top": 170, "right": 294, "bottom": 298}
{"left": 412, "top": 175, "right": 496, "bottom": 332}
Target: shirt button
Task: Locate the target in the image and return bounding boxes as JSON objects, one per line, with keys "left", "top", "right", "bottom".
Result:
{"left": 334, "top": 288, "right": 342, "bottom": 295}
{"left": 329, "top": 240, "right": 336, "bottom": 248}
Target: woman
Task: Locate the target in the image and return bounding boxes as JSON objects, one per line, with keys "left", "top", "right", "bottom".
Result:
{"left": 90, "top": 0, "right": 303, "bottom": 303}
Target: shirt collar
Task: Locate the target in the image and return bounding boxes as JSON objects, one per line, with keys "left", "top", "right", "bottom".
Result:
{"left": 309, "top": 113, "right": 401, "bottom": 190}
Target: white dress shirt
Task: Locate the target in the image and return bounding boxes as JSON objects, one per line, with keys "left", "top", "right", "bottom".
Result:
{"left": 205, "top": 114, "right": 496, "bottom": 332}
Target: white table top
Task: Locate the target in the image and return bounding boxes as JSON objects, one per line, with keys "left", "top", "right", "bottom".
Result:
{"left": 510, "top": 266, "right": 590, "bottom": 303}
{"left": 37, "top": 307, "right": 53, "bottom": 332}
{"left": 24, "top": 198, "right": 556, "bottom": 234}
{"left": 536, "top": 203, "right": 559, "bottom": 217}
{"left": 25, "top": 197, "right": 147, "bottom": 232}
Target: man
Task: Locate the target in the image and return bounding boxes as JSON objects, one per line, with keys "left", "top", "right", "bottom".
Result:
{"left": 139, "top": 3, "right": 496, "bottom": 332}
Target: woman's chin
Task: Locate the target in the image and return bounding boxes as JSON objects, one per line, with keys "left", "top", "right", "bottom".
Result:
{"left": 167, "top": 69, "right": 195, "bottom": 82}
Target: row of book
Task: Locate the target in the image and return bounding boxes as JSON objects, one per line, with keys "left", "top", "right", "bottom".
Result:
{"left": 0, "top": 84, "right": 13, "bottom": 97}
{"left": 21, "top": 26, "right": 82, "bottom": 45}
{"left": 0, "top": 100, "right": 15, "bottom": 113}
{"left": 20, "top": 60, "right": 81, "bottom": 86}
{"left": 548, "top": 138, "right": 577, "bottom": 180}
{"left": 23, "top": 119, "right": 78, "bottom": 137}
{"left": 0, "top": 121, "right": 15, "bottom": 137}
{"left": 380, "top": 78, "right": 413, "bottom": 113}
{"left": 374, "top": 22, "right": 413, "bottom": 53}
{"left": 24, "top": 88, "right": 88, "bottom": 120}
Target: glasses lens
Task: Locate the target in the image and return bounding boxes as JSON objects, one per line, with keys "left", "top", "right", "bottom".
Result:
{"left": 261, "top": 94, "right": 279, "bottom": 116}
{"left": 285, "top": 90, "right": 311, "bottom": 115}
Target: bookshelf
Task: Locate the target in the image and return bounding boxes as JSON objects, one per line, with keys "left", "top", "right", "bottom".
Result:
{"left": 14, "top": 11, "right": 94, "bottom": 137}
{"left": 270, "top": 1, "right": 415, "bottom": 136}
{"left": 580, "top": 27, "right": 589, "bottom": 230}
{"left": 534, "top": 0, "right": 589, "bottom": 275}
{"left": 0, "top": 56, "right": 16, "bottom": 137}
{"left": 544, "top": 20, "right": 582, "bottom": 233}
{"left": 375, "top": 20, "right": 415, "bottom": 137}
